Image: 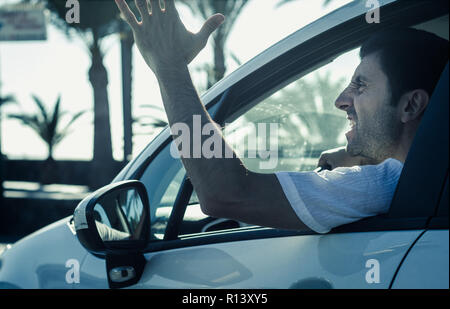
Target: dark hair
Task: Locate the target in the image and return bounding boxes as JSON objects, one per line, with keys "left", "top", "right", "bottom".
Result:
{"left": 360, "top": 28, "right": 449, "bottom": 105}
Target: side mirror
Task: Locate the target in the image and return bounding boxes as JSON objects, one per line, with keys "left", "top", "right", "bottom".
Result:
{"left": 73, "top": 180, "right": 151, "bottom": 255}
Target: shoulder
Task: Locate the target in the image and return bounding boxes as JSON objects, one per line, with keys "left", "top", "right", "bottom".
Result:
{"left": 369, "top": 158, "right": 404, "bottom": 176}
{"left": 382, "top": 158, "right": 404, "bottom": 169}
{"left": 331, "top": 158, "right": 403, "bottom": 174}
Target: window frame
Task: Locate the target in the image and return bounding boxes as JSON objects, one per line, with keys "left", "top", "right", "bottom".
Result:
{"left": 129, "top": 0, "right": 448, "bottom": 252}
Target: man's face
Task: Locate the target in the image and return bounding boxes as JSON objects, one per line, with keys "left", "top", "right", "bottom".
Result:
{"left": 335, "top": 52, "right": 401, "bottom": 161}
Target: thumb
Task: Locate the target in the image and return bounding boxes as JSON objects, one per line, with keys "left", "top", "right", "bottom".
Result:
{"left": 198, "top": 14, "right": 225, "bottom": 41}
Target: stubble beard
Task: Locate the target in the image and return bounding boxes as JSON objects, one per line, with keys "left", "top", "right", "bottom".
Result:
{"left": 346, "top": 107, "right": 400, "bottom": 163}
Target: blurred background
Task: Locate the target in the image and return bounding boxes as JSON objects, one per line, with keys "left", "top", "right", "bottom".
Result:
{"left": 0, "top": 0, "right": 354, "bottom": 249}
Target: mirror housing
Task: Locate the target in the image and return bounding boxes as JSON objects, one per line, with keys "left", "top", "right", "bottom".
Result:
{"left": 73, "top": 180, "right": 151, "bottom": 255}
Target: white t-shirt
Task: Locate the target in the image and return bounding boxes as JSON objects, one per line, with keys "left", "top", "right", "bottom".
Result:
{"left": 275, "top": 158, "right": 404, "bottom": 234}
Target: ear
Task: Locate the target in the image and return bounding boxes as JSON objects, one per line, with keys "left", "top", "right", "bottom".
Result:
{"left": 398, "top": 89, "right": 430, "bottom": 123}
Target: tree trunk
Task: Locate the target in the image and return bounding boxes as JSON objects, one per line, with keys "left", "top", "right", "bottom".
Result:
{"left": 121, "top": 29, "right": 134, "bottom": 163}
{"left": 41, "top": 147, "right": 57, "bottom": 185}
{"left": 47, "top": 143, "right": 54, "bottom": 162}
{"left": 88, "top": 34, "right": 114, "bottom": 189}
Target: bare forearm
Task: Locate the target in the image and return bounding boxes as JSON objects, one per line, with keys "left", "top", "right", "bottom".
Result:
{"left": 155, "top": 64, "right": 249, "bottom": 207}
{"left": 114, "top": 0, "right": 259, "bottom": 219}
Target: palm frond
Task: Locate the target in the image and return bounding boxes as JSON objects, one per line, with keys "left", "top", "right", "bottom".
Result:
{"left": 31, "top": 94, "right": 49, "bottom": 124}
{"left": 229, "top": 51, "right": 242, "bottom": 66}
{"left": 138, "top": 120, "right": 168, "bottom": 128}
{"left": 7, "top": 114, "right": 43, "bottom": 136}
{"left": 65, "top": 110, "right": 87, "bottom": 129}
{"left": 58, "top": 110, "right": 87, "bottom": 139}
{"left": 8, "top": 95, "right": 86, "bottom": 159}
{"left": 0, "top": 95, "right": 17, "bottom": 107}
{"left": 134, "top": 113, "right": 168, "bottom": 128}
{"left": 139, "top": 105, "right": 165, "bottom": 111}
{"left": 48, "top": 94, "right": 62, "bottom": 139}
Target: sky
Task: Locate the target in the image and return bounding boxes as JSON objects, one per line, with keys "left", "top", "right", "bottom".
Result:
{"left": 0, "top": 0, "right": 354, "bottom": 161}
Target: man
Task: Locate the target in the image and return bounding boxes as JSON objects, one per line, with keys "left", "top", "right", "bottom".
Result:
{"left": 115, "top": 0, "right": 448, "bottom": 233}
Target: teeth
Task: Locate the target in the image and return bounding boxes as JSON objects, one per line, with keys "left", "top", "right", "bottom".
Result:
{"left": 349, "top": 119, "right": 356, "bottom": 129}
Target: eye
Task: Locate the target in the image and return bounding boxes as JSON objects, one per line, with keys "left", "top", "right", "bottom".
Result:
{"left": 357, "top": 82, "right": 367, "bottom": 93}
{"left": 349, "top": 81, "right": 365, "bottom": 94}
{"left": 351, "top": 80, "right": 367, "bottom": 94}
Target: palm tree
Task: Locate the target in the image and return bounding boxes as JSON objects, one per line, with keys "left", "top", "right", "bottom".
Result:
{"left": 8, "top": 94, "right": 86, "bottom": 161}
{"left": 119, "top": 25, "right": 135, "bottom": 163}
{"left": 178, "top": 0, "right": 250, "bottom": 88}
{"left": 45, "top": 0, "right": 122, "bottom": 188}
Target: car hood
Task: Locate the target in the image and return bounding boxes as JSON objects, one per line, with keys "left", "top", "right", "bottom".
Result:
{"left": 0, "top": 216, "right": 88, "bottom": 289}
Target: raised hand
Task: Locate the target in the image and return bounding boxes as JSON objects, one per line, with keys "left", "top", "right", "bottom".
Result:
{"left": 115, "top": 0, "right": 225, "bottom": 72}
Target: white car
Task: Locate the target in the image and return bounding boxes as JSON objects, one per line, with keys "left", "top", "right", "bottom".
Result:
{"left": 0, "top": 0, "right": 448, "bottom": 289}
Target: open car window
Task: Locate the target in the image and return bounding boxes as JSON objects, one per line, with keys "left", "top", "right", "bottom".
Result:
{"left": 182, "top": 48, "right": 361, "bottom": 234}
{"left": 139, "top": 144, "right": 185, "bottom": 240}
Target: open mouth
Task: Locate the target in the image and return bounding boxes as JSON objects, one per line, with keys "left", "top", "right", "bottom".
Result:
{"left": 345, "top": 115, "right": 357, "bottom": 142}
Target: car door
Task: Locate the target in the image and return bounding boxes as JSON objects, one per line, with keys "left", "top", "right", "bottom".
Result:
{"left": 78, "top": 0, "right": 448, "bottom": 289}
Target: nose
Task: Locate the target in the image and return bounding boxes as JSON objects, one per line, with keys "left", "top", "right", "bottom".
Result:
{"left": 335, "top": 88, "right": 354, "bottom": 111}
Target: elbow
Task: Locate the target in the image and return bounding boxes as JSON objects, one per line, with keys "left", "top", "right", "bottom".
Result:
{"left": 195, "top": 171, "right": 254, "bottom": 219}
{"left": 199, "top": 195, "right": 226, "bottom": 218}
{"left": 198, "top": 191, "right": 252, "bottom": 220}
{"left": 198, "top": 191, "right": 245, "bottom": 219}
